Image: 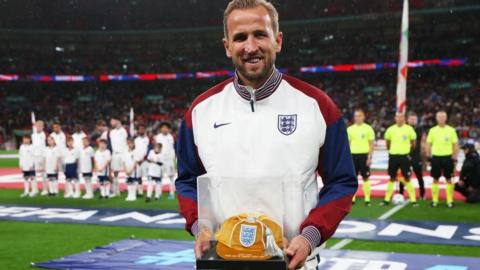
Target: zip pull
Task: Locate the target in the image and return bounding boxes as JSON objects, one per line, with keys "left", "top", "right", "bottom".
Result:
{"left": 246, "top": 86, "right": 256, "bottom": 112}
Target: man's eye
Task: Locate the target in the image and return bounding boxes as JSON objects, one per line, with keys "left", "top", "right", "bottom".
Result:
{"left": 233, "top": 35, "right": 246, "bottom": 42}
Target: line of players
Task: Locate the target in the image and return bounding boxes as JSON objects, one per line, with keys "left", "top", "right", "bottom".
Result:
{"left": 18, "top": 118, "right": 177, "bottom": 202}
{"left": 348, "top": 109, "right": 459, "bottom": 208}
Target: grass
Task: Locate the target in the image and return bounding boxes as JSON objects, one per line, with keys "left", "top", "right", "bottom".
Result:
{"left": 0, "top": 221, "right": 192, "bottom": 270}
{"left": 0, "top": 158, "right": 19, "bottom": 168}
{"left": 0, "top": 150, "right": 18, "bottom": 155}
{"left": 0, "top": 189, "right": 179, "bottom": 211}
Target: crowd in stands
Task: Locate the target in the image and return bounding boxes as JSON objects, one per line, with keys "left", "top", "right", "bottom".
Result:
{"left": 1, "top": 66, "right": 479, "bottom": 148}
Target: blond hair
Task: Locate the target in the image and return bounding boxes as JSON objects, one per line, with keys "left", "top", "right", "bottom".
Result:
{"left": 223, "top": 0, "right": 279, "bottom": 38}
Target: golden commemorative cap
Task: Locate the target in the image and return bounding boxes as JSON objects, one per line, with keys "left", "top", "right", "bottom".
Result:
{"left": 215, "top": 213, "right": 284, "bottom": 260}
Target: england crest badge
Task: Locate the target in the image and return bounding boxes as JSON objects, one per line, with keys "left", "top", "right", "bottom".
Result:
{"left": 239, "top": 224, "right": 257, "bottom": 247}
{"left": 278, "top": 114, "right": 297, "bottom": 136}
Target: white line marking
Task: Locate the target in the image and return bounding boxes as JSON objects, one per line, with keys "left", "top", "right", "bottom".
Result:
{"left": 330, "top": 238, "right": 353, "bottom": 250}
{"left": 331, "top": 202, "right": 408, "bottom": 250}
{"left": 378, "top": 202, "right": 408, "bottom": 220}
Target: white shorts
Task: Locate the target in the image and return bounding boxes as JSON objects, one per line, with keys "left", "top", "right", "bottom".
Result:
{"left": 33, "top": 156, "right": 45, "bottom": 171}
{"left": 162, "top": 162, "right": 176, "bottom": 177}
{"left": 111, "top": 153, "right": 124, "bottom": 172}
{"left": 139, "top": 161, "right": 149, "bottom": 178}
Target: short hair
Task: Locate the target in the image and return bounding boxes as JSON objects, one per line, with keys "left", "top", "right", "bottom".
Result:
{"left": 155, "top": 143, "right": 163, "bottom": 148}
{"left": 96, "top": 120, "right": 106, "bottom": 126}
{"left": 407, "top": 111, "right": 417, "bottom": 117}
{"left": 35, "top": 120, "right": 44, "bottom": 126}
{"left": 223, "top": 0, "right": 279, "bottom": 38}
{"left": 127, "top": 138, "right": 134, "bottom": 143}
{"left": 23, "top": 134, "right": 31, "bottom": 140}
{"left": 66, "top": 137, "right": 74, "bottom": 142}
{"left": 354, "top": 108, "right": 365, "bottom": 114}
{"left": 159, "top": 122, "right": 172, "bottom": 129}
{"left": 98, "top": 139, "right": 107, "bottom": 144}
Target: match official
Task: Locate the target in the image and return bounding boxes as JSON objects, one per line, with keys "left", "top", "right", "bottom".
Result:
{"left": 347, "top": 109, "right": 375, "bottom": 206}
{"left": 383, "top": 113, "right": 417, "bottom": 206}
{"left": 426, "top": 111, "right": 459, "bottom": 208}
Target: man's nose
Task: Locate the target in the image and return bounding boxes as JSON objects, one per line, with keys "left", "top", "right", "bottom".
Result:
{"left": 244, "top": 35, "right": 259, "bottom": 54}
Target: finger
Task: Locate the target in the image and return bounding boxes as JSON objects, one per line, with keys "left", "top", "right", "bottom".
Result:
{"left": 201, "top": 241, "right": 211, "bottom": 252}
{"left": 288, "top": 253, "right": 303, "bottom": 270}
{"left": 284, "top": 246, "right": 296, "bottom": 257}
{"left": 194, "top": 242, "right": 203, "bottom": 259}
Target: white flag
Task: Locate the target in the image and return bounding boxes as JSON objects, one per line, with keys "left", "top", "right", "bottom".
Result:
{"left": 129, "top": 107, "right": 134, "bottom": 137}
{"left": 396, "top": 0, "right": 409, "bottom": 113}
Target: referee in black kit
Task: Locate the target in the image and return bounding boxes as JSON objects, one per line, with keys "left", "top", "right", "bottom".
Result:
{"left": 400, "top": 112, "right": 426, "bottom": 199}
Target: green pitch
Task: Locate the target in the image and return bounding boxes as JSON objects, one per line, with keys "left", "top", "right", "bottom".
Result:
{"left": 1, "top": 153, "right": 480, "bottom": 269}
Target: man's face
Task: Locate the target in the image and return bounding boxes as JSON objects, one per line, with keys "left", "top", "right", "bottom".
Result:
{"left": 53, "top": 124, "right": 61, "bottom": 133}
{"left": 110, "top": 119, "right": 118, "bottom": 128}
{"left": 138, "top": 126, "right": 146, "bottom": 136}
{"left": 160, "top": 126, "right": 170, "bottom": 135}
{"left": 436, "top": 112, "right": 447, "bottom": 125}
{"left": 395, "top": 113, "right": 405, "bottom": 125}
{"left": 354, "top": 111, "right": 365, "bottom": 124}
{"left": 407, "top": 115, "right": 418, "bottom": 126}
{"left": 223, "top": 6, "right": 282, "bottom": 86}
{"left": 35, "top": 122, "right": 44, "bottom": 132}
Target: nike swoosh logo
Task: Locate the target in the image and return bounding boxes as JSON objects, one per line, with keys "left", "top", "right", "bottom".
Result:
{"left": 214, "top": 122, "right": 231, "bottom": 129}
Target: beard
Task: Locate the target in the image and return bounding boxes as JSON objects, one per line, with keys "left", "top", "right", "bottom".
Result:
{"left": 233, "top": 54, "right": 275, "bottom": 86}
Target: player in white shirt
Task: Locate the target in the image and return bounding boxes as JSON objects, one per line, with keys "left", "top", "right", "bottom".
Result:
{"left": 146, "top": 143, "right": 164, "bottom": 202}
{"left": 134, "top": 124, "right": 150, "bottom": 197}
{"left": 31, "top": 120, "right": 48, "bottom": 195}
{"left": 19, "top": 135, "right": 37, "bottom": 197}
{"left": 101, "top": 118, "right": 128, "bottom": 197}
{"left": 72, "top": 124, "right": 87, "bottom": 151}
{"left": 50, "top": 122, "right": 67, "bottom": 177}
{"left": 79, "top": 137, "right": 95, "bottom": 199}
{"left": 94, "top": 139, "right": 112, "bottom": 199}
{"left": 44, "top": 136, "right": 61, "bottom": 196}
{"left": 154, "top": 122, "right": 176, "bottom": 200}
{"left": 63, "top": 137, "right": 80, "bottom": 198}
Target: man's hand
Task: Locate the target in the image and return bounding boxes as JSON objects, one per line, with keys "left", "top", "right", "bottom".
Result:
{"left": 284, "top": 236, "right": 311, "bottom": 270}
{"left": 194, "top": 239, "right": 210, "bottom": 259}
{"left": 194, "top": 228, "right": 213, "bottom": 259}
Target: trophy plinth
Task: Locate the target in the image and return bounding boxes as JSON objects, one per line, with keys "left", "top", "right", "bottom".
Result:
{"left": 196, "top": 241, "right": 288, "bottom": 270}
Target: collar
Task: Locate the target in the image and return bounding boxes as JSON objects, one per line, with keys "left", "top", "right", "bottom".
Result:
{"left": 233, "top": 68, "right": 282, "bottom": 101}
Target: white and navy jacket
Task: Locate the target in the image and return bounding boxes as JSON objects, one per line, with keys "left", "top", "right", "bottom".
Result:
{"left": 175, "top": 69, "right": 357, "bottom": 249}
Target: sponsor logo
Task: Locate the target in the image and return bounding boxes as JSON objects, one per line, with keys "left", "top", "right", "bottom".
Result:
{"left": 213, "top": 122, "right": 231, "bottom": 129}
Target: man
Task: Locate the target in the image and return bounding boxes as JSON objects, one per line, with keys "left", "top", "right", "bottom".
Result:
{"left": 31, "top": 120, "right": 47, "bottom": 196}
{"left": 455, "top": 144, "right": 480, "bottom": 203}
{"left": 382, "top": 113, "right": 418, "bottom": 206}
{"left": 155, "top": 122, "right": 176, "bottom": 200}
{"left": 90, "top": 120, "right": 107, "bottom": 146}
{"left": 175, "top": 1, "right": 357, "bottom": 269}
{"left": 102, "top": 117, "right": 128, "bottom": 197}
{"left": 72, "top": 124, "right": 87, "bottom": 151}
{"left": 134, "top": 124, "right": 150, "bottom": 197}
{"left": 347, "top": 109, "right": 375, "bottom": 206}
{"left": 50, "top": 122, "right": 66, "bottom": 151}
{"left": 399, "top": 112, "right": 426, "bottom": 199}
{"left": 50, "top": 122, "right": 67, "bottom": 179}
{"left": 426, "top": 111, "right": 459, "bottom": 208}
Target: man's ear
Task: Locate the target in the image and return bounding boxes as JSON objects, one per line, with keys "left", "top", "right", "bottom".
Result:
{"left": 275, "top": 31, "right": 283, "bottom": 53}
{"left": 223, "top": 38, "right": 232, "bottom": 58}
